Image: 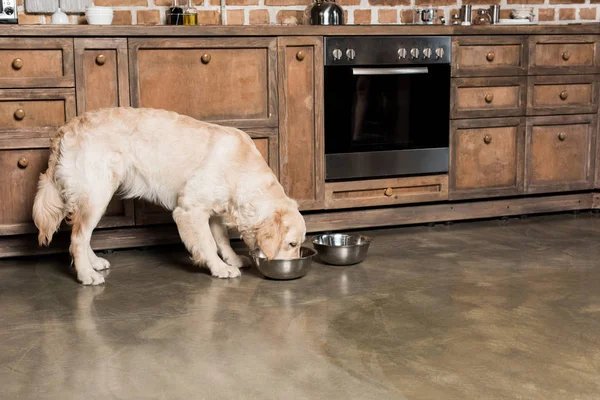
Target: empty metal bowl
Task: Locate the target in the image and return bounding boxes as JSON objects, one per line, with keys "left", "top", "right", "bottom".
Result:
{"left": 311, "top": 233, "right": 372, "bottom": 266}
{"left": 251, "top": 247, "right": 317, "bottom": 280}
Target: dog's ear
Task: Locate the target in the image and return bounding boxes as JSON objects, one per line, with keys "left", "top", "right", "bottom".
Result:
{"left": 257, "top": 211, "right": 285, "bottom": 260}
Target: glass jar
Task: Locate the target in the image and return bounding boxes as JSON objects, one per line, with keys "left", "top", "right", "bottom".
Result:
{"left": 473, "top": 9, "right": 491, "bottom": 25}
{"left": 183, "top": 0, "right": 197, "bottom": 25}
{"left": 168, "top": 0, "right": 183, "bottom": 25}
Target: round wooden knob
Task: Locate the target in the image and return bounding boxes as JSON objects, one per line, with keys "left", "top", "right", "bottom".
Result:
{"left": 483, "top": 135, "right": 492, "bottom": 144}
{"left": 296, "top": 51, "right": 305, "bottom": 61}
{"left": 486, "top": 52, "right": 495, "bottom": 62}
{"left": 14, "top": 109, "right": 25, "bottom": 120}
{"left": 484, "top": 93, "right": 494, "bottom": 103}
{"left": 12, "top": 58, "right": 23, "bottom": 70}
{"left": 201, "top": 53, "right": 211, "bottom": 64}
{"left": 562, "top": 51, "right": 571, "bottom": 61}
{"left": 95, "top": 54, "right": 106, "bottom": 65}
{"left": 559, "top": 91, "right": 568, "bottom": 101}
{"left": 383, "top": 187, "right": 393, "bottom": 197}
{"left": 558, "top": 132, "right": 567, "bottom": 141}
{"left": 17, "top": 157, "right": 29, "bottom": 169}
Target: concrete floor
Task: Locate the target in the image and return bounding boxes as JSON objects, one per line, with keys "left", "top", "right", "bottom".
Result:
{"left": 2, "top": 214, "right": 600, "bottom": 399}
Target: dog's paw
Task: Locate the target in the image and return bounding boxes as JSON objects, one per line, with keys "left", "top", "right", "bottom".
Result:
{"left": 224, "top": 255, "right": 253, "bottom": 269}
{"left": 211, "top": 262, "right": 242, "bottom": 279}
{"left": 91, "top": 257, "right": 111, "bottom": 271}
{"left": 78, "top": 269, "right": 106, "bottom": 285}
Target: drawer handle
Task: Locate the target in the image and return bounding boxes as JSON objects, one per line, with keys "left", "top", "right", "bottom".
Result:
{"left": 296, "top": 51, "right": 306, "bottom": 61}
{"left": 201, "top": 53, "right": 211, "bottom": 64}
{"left": 558, "top": 132, "right": 567, "bottom": 141}
{"left": 96, "top": 54, "right": 106, "bottom": 65}
{"left": 559, "top": 91, "right": 568, "bottom": 101}
{"left": 17, "top": 157, "right": 29, "bottom": 169}
{"left": 484, "top": 93, "right": 494, "bottom": 103}
{"left": 12, "top": 58, "right": 23, "bottom": 70}
{"left": 486, "top": 52, "right": 495, "bottom": 62}
{"left": 384, "top": 187, "right": 393, "bottom": 197}
{"left": 562, "top": 51, "right": 571, "bottom": 61}
{"left": 14, "top": 109, "right": 25, "bottom": 120}
{"left": 483, "top": 135, "right": 492, "bottom": 145}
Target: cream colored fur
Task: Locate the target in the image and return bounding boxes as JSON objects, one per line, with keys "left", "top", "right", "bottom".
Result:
{"left": 32, "top": 107, "right": 306, "bottom": 285}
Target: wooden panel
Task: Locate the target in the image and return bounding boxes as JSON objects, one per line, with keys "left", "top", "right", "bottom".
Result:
{"left": 451, "top": 77, "right": 526, "bottom": 119}
{"left": 0, "top": 38, "right": 74, "bottom": 88}
{"left": 278, "top": 36, "right": 324, "bottom": 211}
{"left": 325, "top": 175, "right": 448, "bottom": 209}
{"left": 452, "top": 36, "right": 527, "bottom": 77}
{"left": 529, "top": 36, "right": 600, "bottom": 75}
{"left": 450, "top": 117, "right": 525, "bottom": 200}
{"left": 253, "top": 138, "right": 269, "bottom": 161}
{"left": 0, "top": 89, "right": 76, "bottom": 150}
{"left": 129, "top": 38, "right": 277, "bottom": 128}
{"left": 525, "top": 114, "right": 596, "bottom": 193}
{"left": 0, "top": 149, "right": 50, "bottom": 235}
{"left": 527, "top": 75, "right": 598, "bottom": 116}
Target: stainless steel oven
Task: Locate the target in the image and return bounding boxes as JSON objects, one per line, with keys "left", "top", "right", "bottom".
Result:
{"left": 324, "top": 36, "right": 451, "bottom": 181}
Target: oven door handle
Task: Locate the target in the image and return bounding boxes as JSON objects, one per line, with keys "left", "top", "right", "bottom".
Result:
{"left": 351, "top": 67, "right": 429, "bottom": 75}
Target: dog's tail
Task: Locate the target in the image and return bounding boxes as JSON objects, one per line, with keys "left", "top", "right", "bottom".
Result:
{"left": 33, "top": 140, "right": 66, "bottom": 247}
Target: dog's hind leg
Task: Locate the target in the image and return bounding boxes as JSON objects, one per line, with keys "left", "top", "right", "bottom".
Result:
{"left": 209, "top": 216, "right": 252, "bottom": 269}
{"left": 173, "top": 207, "right": 241, "bottom": 278}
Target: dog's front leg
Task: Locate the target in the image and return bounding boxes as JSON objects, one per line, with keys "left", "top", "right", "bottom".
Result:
{"left": 173, "top": 207, "right": 241, "bottom": 278}
{"left": 209, "top": 216, "right": 252, "bottom": 269}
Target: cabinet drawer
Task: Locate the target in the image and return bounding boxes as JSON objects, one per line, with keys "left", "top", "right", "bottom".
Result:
{"left": 450, "top": 118, "right": 525, "bottom": 200}
{"left": 0, "top": 89, "right": 76, "bottom": 149}
{"left": 529, "top": 36, "right": 600, "bottom": 75}
{"left": 525, "top": 115, "right": 596, "bottom": 193}
{"left": 527, "top": 75, "right": 598, "bottom": 116}
{"left": 324, "top": 175, "right": 448, "bottom": 210}
{"left": 451, "top": 77, "right": 526, "bottom": 119}
{"left": 0, "top": 38, "right": 74, "bottom": 88}
{"left": 130, "top": 38, "right": 277, "bottom": 128}
{"left": 452, "top": 36, "right": 527, "bottom": 77}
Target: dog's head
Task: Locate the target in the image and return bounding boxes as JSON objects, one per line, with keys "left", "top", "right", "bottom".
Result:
{"left": 252, "top": 205, "right": 306, "bottom": 260}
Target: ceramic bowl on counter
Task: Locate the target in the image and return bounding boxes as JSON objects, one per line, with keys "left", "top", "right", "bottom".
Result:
{"left": 251, "top": 247, "right": 317, "bottom": 280}
{"left": 311, "top": 233, "right": 372, "bottom": 266}
{"left": 85, "top": 6, "right": 114, "bottom": 25}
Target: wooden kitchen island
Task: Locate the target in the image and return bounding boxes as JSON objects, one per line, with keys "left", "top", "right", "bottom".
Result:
{"left": 1, "top": 24, "right": 599, "bottom": 257}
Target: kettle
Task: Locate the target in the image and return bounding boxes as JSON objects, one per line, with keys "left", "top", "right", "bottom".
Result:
{"left": 304, "top": 0, "right": 344, "bottom": 25}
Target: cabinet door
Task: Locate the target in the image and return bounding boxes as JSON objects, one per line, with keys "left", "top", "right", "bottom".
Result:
{"left": 527, "top": 75, "right": 598, "bottom": 116}
{"left": 452, "top": 36, "right": 528, "bottom": 77}
{"left": 0, "top": 149, "right": 49, "bottom": 235}
{"left": 277, "top": 37, "right": 324, "bottom": 210}
{"left": 529, "top": 35, "right": 600, "bottom": 75}
{"left": 450, "top": 117, "right": 525, "bottom": 200}
{"left": 74, "top": 38, "right": 134, "bottom": 228}
{"left": 525, "top": 115, "right": 596, "bottom": 193}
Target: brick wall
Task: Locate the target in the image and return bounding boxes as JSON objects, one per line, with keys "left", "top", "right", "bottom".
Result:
{"left": 16, "top": 0, "right": 600, "bottom": 25}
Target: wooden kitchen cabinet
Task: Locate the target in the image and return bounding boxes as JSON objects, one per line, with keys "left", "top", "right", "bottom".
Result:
{"left": 451, "top": 77, "right": 527, "bottom": 119}
{"left": 0, "top": 148, "right": 50, "bottom": 235}
{"left": 452, "top": 36, "right": 528, "bottom": 77}
{"left": 528, "top": 35, "right": 600, "bottom": 75}
{"left": 450, "top": 117, "right": 525, "bottom": 200}
{"left": 525, "top": 115, "right": 596, "bottom": 194}
{"left": 527, "top": 75, "right": 598, "bottom": 116}
{"left": 277, "top": 37, "right": 324, "bottom": 210}
{"left": 129, "top": 37, "right": 278, "bottom": 128}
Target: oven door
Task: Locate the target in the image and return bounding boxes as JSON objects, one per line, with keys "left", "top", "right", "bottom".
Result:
{"left": 324, "top": 64, "right": 450, "bottom": 181}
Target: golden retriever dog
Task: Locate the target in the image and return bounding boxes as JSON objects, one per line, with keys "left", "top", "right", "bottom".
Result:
{"left": 32, "top": 107, "right": 306, "bottom": 285}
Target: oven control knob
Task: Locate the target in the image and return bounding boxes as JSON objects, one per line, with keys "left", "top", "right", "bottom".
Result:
{"left": 4, "top": 7, "right": 14, "bottom": 15}
{"left": 410, "top": 48, "right": 419, "bottom": 59}
{"left": 346, "top": 49, "right": 356, "bottom": 61}
{"left": 435, "top": 47, "right": 445, "bottom": 59}
{"left": 332, "top": 48, "right": 343, "bottom": 61}
{"left": 423, "top": 48, "right": 432, "bottom": 59}
{"left": 398, "top": 48, "right": 407, "bottom": 59}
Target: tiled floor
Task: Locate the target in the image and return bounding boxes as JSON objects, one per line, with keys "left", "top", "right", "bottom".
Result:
{"left": 2, "top": 213, "right": 600, "bottom": 399}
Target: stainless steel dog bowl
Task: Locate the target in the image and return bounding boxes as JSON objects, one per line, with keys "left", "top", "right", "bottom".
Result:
{"left": 311, "top": 233, "right": 372, "bottom": 265}
{"left": 251, "top": 247, "right": 317, "bottom": 280}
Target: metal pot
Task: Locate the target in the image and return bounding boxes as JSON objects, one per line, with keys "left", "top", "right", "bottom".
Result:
{"left": 304, "top": 0, "right": 344, "bottom": 26}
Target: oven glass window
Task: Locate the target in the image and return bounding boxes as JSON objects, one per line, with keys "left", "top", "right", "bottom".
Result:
{"left": 325, "top": 64, "right": 450, "bottom": 154}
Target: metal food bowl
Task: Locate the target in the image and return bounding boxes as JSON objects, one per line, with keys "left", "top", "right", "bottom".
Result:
{"left": 311, "top": 233, "right": 372, "bottom": 266}
{"left": 251, "top": 247, "right": 317, "bottom": 280}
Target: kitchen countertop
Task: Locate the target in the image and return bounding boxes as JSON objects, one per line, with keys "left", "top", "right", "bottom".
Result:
{"left": 0, "top": 23, "right": 598, "bottom": 37}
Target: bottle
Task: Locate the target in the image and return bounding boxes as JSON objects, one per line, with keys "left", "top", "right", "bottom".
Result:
{"left": 473, "top": 9, "right": 491, "bottom": 25}
{"left": 183, "top": 0, "right": 197, "bottom": 25}
{"left": 168, "top": 0, "right": 183, "bottom": 25}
